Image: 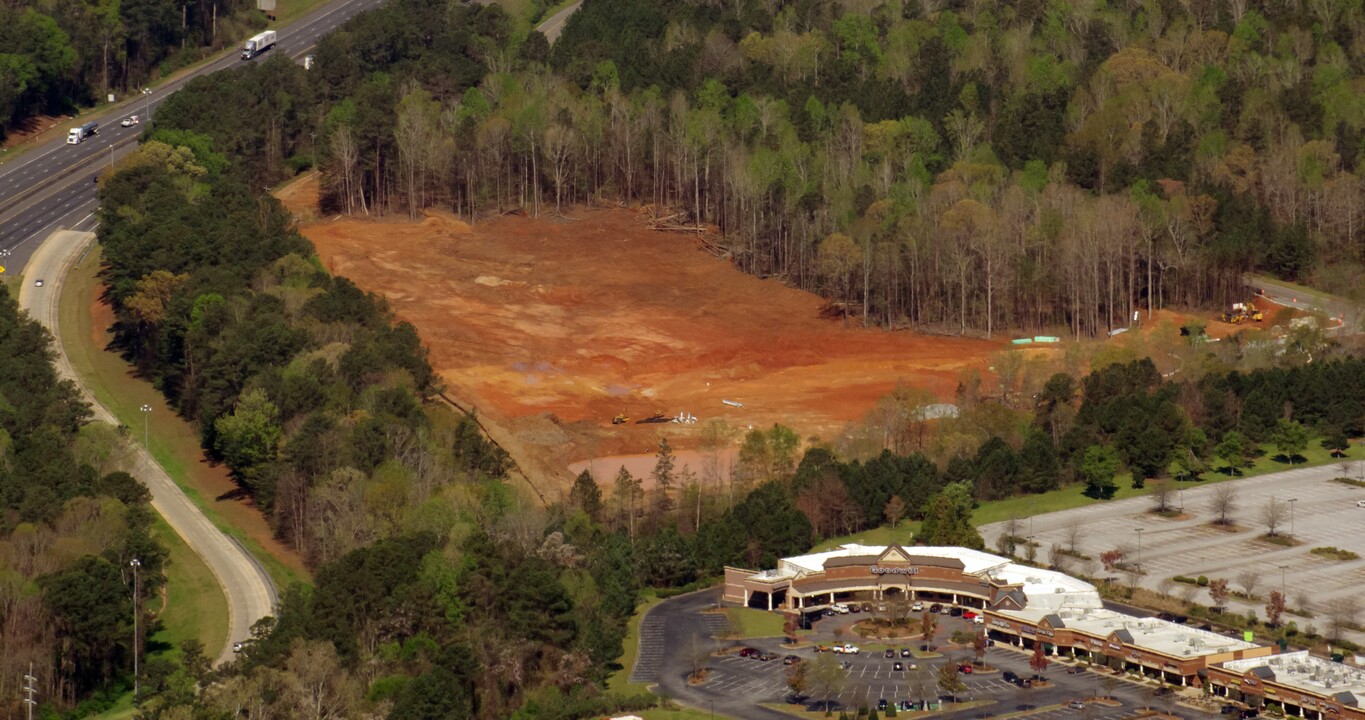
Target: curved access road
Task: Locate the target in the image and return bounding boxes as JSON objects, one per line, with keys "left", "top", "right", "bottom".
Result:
{"left": 19, "top": 229, "right": 276, "bottom": 666}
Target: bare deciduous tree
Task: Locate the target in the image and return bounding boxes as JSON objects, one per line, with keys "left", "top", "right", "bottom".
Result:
{"left": 1325, "top": 597, "right": 1361, "bottom": 640}
{"left": 1066, "top": 523, "right": 1084, "bottom": 556}
{"left": 1262, "top": 497, "right": 1288, "bottom": 537}
{"left": 1157, "top": 577, "right": 1175, "bottom": 599}
{"left": 1209, "top": 484, "right": 1239, "bottom": 526}
{"left": 1235, "top": 571, "right": 1261, "bottom": 599}
{"left": 1151, "top": 479, "right": 1174, "bottom": 513}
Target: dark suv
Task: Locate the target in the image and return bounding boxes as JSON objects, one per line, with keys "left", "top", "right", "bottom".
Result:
{"left": 1003, "top": 670, "right": 1020, "bottom": 684}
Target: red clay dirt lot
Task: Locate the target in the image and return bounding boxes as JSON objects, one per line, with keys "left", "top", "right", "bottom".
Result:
{"left": 289, "top": 190, "right": 1001, "bottom": 493}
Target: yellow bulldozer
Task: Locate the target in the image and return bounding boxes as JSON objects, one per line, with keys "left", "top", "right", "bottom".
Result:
{"left": 1219, "top": 302, "right": 1264, "bottom": 324}
{"left": 612, "top": 412, "right": 630, "bottom": 425}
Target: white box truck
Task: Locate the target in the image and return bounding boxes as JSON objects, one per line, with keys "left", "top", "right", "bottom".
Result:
{"left": 66, "top": 121, "right": 98, "bottom": 144}
{"left": 241, "top": 30, "right": 276, "bottom": 60}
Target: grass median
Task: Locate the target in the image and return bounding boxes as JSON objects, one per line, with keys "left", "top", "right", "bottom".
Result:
{"left": 59, "top": 243, "right": 309, "bottom": 592}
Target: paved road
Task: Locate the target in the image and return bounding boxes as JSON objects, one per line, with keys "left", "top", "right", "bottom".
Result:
{"left": 644, "top": 591, "right": 1222, "bottom": 719}
{"left": 19, "top": 230, "right": 278, "bottom": 666}
{"left": 536, "top": 0, "right": 582, "bottom": 43}
{"left": 980, "top": 462, "right": 1365, "bottom": 646}
{"left": 0, "top": 0, "right": 388, "bottom": 274}
{"left": 1246, "top": 274, "right": 1358, "bottom": 332}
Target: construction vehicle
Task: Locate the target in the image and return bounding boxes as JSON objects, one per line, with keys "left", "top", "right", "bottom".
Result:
{"left": 1219, "top": 302, "right": 1264, "bottom": 324}
{"left": 612, "top": 413, "right": 629, "bottom": 425}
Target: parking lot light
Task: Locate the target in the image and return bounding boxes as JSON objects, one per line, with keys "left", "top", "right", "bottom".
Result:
{"left": 1288, "top": 498, "right": 1297, "bottom": 537}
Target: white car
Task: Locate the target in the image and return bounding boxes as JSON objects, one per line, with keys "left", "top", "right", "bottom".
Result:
{"left": 33, "top": 279, "right": 44, "bottom": 287}
{"left": 832, "top": 603, "right": 850, "bottom": 614}
{"left": 1357, "top": 500, "right": 1365, "bottom": 508}
{"left": 232, "top": 641, "right": 244, "bottom": 653}
{"left": 831, "top": 643, "right": 859, "bottom": 654}
{"left": 911, "top": 602, "right": 924, "bottom": 612}
{"left": 121, "top": 115, "right": 140, "bottom": 127}
{"left": 973, "top": 615, "right": 985, "bottom": 624}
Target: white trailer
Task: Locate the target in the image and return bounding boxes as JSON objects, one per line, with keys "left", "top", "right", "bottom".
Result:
{"left": 241, "top": 30, "right": 277, "bottom": 60}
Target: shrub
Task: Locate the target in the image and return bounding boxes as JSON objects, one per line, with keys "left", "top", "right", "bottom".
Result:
{"left": 1197, "top": 576, "right": 1209, "bottom": 586}
{"left": 1173, "top": 575, "right": 1196, "bottom": 584}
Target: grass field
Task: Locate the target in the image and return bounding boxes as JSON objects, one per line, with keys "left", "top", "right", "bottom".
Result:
{"left": 608, "top": 590, "right": 666, "bottom": 695}
{"left": 151, "top": 515, "right": 230, "bottom": 657}
{"left": 59, "top": 245, "right": 308, "bottom": 593}
{"left": 726, "top": 607, "right": 790, "bottom": 639}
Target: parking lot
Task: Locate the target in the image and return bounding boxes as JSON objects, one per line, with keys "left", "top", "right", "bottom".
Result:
{"left": 979, "top": 462, "right": 1365, "bottom": 632}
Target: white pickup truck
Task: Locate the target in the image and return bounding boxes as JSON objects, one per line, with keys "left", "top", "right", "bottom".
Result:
{"left": 831, "top": 643, "right": 860, "bottom": 654}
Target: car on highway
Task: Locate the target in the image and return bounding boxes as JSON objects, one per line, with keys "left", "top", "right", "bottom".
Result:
{"left": 121, "top": 115, "right": 140, "bottom": 127}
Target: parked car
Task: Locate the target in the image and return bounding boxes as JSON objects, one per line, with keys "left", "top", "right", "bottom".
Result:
{"left": 841, "top": 660, "right": 853, "bottom": 669}
{"left": 973, "top": 615, "right": 985, "bottom": 624}
{"left": 949, "top": 607, "right": 964, "bottom": 617}
{"left": 1067, "top": 666, "right": 1086, "bottom": 674}
{"left": 1021, "top": 679, "right": 1033, "bottom": 688}
{"left": 232, "top": 641, "right": 244, "bottom": 653}
{"left": 1220, "top": 706, "right": 1240, "bottom": 715}
{"left": 962, "top": 610, "right": 978, "bottom": 619}
{"left": 877, "top": 603, "right": 888, "bottom": 612}
{"left": 885, "top": 649, "right": 896, "bottom": 658}
{"left": 898, "top": 700, "right": 914, "bottom": 711}
{"left": 929, "top": 603, "right": 943, "bottom": 613}
{"left": 815, "top": 645, "right": 832, "bottom": 653}
{"left": 861, "top": 602, "right": 875, "bottom": 612}
{"left": 783, "top": 655, "right": 801, "bottom": 665}
{"left": 1154, "top": 687, "right": 1174, "bottom": 696}
{"left": 832, "top": 643, "right": 860, "bottom": 654}
{"left": 911, "top": 601, "right": 924, "bottom": 611}
{"left": 758, "top": 652, "right": 779, "bottom": 661}
{"left": 1240, "top": 711, "right": 1259, "bottom": 719}
{"left": 738, "top": 647, "right": 758, "bottom": 657}
{"left": 1068, "top": 700, "right": 1086, "bottom": 710}
{"left": 958, "top": 664, "right": 973, "bottom": 674}
{"left": 823, "top": 609, "right": 838, "bottom": 617}
{"left": 893, "top": 662, "right": 903, "bottom": 671}
{"left": 1003, "top": 671, "right": 1020, "bottom": 684}
{"left": 900, "top": 647, "right": 912, "bottom": 657}
{"left": 877, "top": 699, "right": 888, "bottom": 711}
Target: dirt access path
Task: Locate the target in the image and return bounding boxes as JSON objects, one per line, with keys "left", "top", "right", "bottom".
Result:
{"left": 286, "top": 184, "right": 1001, "bottom": 493}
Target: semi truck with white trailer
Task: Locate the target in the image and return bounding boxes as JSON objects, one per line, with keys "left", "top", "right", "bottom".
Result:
{"left": 241, "top": 30, "right": 277, "bottom": 60}
{"left": 66, "top": 122, "right": 98, "bottom": 144}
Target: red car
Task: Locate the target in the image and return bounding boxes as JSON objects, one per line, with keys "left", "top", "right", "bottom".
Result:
{"left": 959, "top": 664, "right": 974, "bottom": 674}
{"left": 962, "top": 610, "right": 978, "bottom": 620}
{"left": 738, "top": 647, "right": 758, "bottom": 657}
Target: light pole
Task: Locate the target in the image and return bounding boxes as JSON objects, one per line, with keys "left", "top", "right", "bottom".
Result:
{"left": 1288, "top": 498, "right": 1298, "bottom": 538}
{"left": 1178, "top": 486, "right": 1184, "bottom": 513}
{"left": 1135, "top": 527, "right": 1144, "bottom": 573}
{"left": 140, "top": 404, "right": 151, "bottom": 449}
{"left": 142, "top": 87, "right": 152, "bottom": 119}
{"left": 130, "top": 558, "right": 141, "bottom": 699}
{"left": 22, "top": 662, "right": 36, "bottom": 720}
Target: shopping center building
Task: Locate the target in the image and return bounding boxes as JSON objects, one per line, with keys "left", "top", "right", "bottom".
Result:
{"left": 1205, "top": 651, "right": 1365, "bottom": 719}
{"left": 725, "top": 543, "right": 1273, "bottom": 686}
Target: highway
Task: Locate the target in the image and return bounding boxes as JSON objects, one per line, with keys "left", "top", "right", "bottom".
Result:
{"left": 0, "top": 0, "right": 388, "bottom": 274}
{"left": 1, "top": 0, "right": 393, "bottom": 665}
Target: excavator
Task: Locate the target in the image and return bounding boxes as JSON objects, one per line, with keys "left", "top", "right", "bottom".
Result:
{"left": 1219, "top": 302, "right": 1264, "bottom": 324}
{"left": 612, "top": 412, "right": 629, "bottom": 425}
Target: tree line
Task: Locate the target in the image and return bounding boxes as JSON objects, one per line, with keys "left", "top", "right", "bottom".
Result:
{"left": 0, "top": 286, "right": 167, "bottom": 715}
{"left": 144, "top": 0, "right": 1365, "bottom": 338}
{"left": 0, "top": 0, "right": 270, "bottom": 139}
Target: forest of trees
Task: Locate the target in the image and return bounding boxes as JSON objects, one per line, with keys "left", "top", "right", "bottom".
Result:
{"left": 0, "top": 0, "right": 271, "bottom": 138}
{"left": 306, "top": 0, "right": 1365, "bottom": 335}
{"left": 0, "top": 287, "right": 168, "bottom": 715}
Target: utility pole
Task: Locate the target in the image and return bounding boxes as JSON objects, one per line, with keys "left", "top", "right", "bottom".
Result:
{"left": 1288, "top": 498, "right": 1297, "bottom": 538}
{"left": 23, "top": 662, "right": 37, "bottom": 720}
{"left": 130, "top": 558, "right": 141, "bottom": 699}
